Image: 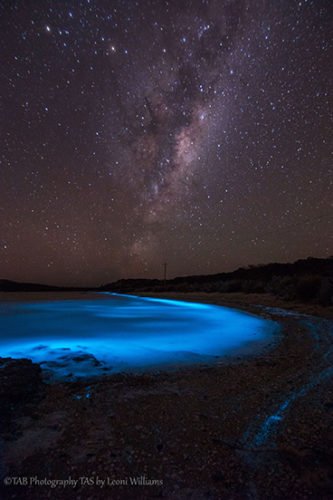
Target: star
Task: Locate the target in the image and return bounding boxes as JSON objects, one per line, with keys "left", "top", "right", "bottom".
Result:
{"left": 0, "top": 0, "right": 330, "bottom": 285}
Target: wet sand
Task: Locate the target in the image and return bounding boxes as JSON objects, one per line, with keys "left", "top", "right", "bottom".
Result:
{"left": 0, "top": 292, "right": 332, "bottom": 499}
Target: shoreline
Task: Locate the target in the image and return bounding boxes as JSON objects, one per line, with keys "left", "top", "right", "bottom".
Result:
{"left": 0, "top": 292, "right": 281, "bottom": 382}
{"left": 134, "top": 290, "right": 333, "bottom": 318}
{"left": 0, "top": 293, "right": 332, "bottom": 498}
{"left": 1, "top": 289, "right": 332, "bottom": 318}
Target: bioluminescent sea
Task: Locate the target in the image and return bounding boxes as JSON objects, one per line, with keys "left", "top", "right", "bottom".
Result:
{"left": 0, "top": 293, "right": 279, "bottom": 380}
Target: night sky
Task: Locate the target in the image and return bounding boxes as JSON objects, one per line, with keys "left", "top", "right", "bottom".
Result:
{"left": 0, "top": 1, "right": 332, "bottom": 286}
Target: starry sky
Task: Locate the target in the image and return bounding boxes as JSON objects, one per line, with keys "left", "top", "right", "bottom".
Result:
{"left": 0, "top": 0, "right": 332, "bottom": 286}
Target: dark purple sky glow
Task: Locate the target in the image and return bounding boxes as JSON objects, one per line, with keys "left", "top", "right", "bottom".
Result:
{"left": 0, "top": 0, "right": 332, "bottom": 286}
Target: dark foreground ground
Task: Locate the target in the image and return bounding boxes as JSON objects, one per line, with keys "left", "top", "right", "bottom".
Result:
{"left": 0, "top": 292, "right": 332, "bottom": 499}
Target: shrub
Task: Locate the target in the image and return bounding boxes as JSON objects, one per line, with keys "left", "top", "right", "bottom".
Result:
{"left": 295, "top": 275, "right": 322, "bottom": 302}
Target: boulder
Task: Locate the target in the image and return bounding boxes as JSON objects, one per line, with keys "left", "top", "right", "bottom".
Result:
{"left": 0, "top": 357, "right": 43, "bottom": 410}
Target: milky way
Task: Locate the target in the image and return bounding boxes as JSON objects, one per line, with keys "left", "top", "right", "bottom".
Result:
{"left": 0, "top": 0, "right": 332, "bottom": 285}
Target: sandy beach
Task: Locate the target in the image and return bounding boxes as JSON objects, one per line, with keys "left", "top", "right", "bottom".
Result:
{"left": 2, "top": 0, "right": 332, "bottom": 497}
{"left": 0, "top": 292, "right": 332, "bottom": 499}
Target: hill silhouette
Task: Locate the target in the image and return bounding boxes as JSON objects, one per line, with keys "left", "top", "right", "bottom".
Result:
{"left": 0, "top": 280, "right": 88, "bottom": 293}
{"left": 101, "top": 256, "right": 333, "bottom": 306}
{"left": 1, "top": 256, "right": 332, "bottom": 306}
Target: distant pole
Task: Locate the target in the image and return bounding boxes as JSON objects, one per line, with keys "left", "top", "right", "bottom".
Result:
{"left": 163, "top": 262, "right": 167, "bottom": 285}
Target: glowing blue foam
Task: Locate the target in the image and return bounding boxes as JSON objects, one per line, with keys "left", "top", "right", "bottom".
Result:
{"left": 0, "top": 293, "right": 278, "bottom": 380}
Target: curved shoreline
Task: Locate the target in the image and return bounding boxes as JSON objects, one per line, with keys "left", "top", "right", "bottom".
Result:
{"left": 0, "top": 292, "right": 280, "bottom": 381}
{"left": 0, "top": 292, "right": 332, "bottom": 499}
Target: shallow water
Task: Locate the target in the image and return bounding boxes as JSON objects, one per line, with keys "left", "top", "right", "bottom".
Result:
{"left": 0, "top": 293, "right": 278, "bottom": 380}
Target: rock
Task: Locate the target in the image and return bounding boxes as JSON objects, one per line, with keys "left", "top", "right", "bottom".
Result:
{"left": 0, "top": 357, "right": 43, "bottom": 409}
{"left": 71, "top": 354, "right": 102, "bottom": 366}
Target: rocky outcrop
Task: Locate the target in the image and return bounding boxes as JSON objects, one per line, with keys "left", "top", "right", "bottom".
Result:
{"left": 0, "top": 357, "right": 44, "bottom": 413}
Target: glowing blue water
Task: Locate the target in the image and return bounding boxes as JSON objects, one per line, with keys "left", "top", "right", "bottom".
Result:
{"left": 0, "top": 293, "right": 278, "bottom": 380}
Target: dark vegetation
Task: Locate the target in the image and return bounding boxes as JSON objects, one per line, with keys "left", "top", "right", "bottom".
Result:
{"left": 101, "top": 257, "right": 333, "bottom": 306}
{"left": 1, "top": 257, "right": 332, "bottom": 306}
